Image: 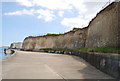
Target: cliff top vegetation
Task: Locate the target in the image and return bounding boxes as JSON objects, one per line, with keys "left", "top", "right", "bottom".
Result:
{"left": 27, "top": 27, "right": 87, "bottom": 38}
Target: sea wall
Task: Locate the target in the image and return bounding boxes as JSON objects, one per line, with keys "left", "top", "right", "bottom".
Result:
{"left": 22, "top": 2, "right": 120, "bottom": 50}
{"left": 22, "top": 28, "right": 88, "bottom": 51}
{"left": 10, "top": 42, "right": 22, "bottom": 49}
{"left": 43, "top": 50, "right": 120, "bottom": 79}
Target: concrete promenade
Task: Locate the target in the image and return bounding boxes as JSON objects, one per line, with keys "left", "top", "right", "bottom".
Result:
{"left": 2, "top": 51, "right": 113, "bottom": 79}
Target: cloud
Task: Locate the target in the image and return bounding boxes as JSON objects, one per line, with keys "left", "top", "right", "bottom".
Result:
{"left": 32, "top": 0, "right": 73, "bottom": 10}
{"left": 5, "top": 0, "right": 115, "bottom": 28}
{"left": 16, "top": 0, "right": 33, "bottom": 7}
{"left": 15, "top": 0, "right": 109, "bottom": 20}
{"left": 4, "top": 9, "right": 35, "bottom": 15}
{"left": 16, "top": 0, "right": 111, "bottom": 10}
{"left": 61, "top": 17, "right": 89, "bottom": 29}
{"left": 36, "top": 9, "right": 56, "bottom": 22}
{"left": 58, "top": 11, "right": 64, "bottom": 17}
{"left": 4, "top": 9, "right": 55, "bottom": 22}
{"left": 16, "top": 0, "right": 86, "bottom": 11}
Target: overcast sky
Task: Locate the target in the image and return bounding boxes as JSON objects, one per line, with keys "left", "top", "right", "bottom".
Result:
{"left": 1, "top": 0, "right": 115, "bottom": 46}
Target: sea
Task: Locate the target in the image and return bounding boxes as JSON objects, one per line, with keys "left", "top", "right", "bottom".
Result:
{"left": 0, "top": 48, "right": 11, "bottom": 61}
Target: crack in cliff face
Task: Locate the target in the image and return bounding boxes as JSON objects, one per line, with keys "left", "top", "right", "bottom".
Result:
{"left": 22, "top": 1, "right": 120, "bottom": 51}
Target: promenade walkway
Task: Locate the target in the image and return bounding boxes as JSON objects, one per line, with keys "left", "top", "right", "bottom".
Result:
{"left": 2, "top": 51, "right": 113, "bottom": 79}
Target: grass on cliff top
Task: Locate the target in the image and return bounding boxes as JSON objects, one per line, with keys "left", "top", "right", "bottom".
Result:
{"left": 40, "top": 47, "right": 120, "bottom": 54}
{"left": 44, "top": 33, "right": 64, "bottom": 36}
{"left": 28, "top": 28, "right": 80, "bottom": 37}
{"left": 27, "top": 33, "right": 64, "bottom": 38}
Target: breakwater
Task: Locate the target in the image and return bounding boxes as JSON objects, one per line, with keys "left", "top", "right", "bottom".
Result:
{"left": 0, "top": 48, "right": 15, "bottom": 61}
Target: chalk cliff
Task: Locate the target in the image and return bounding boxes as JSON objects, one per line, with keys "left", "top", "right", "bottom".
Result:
{"left": 10, "top": 42, "right": 22, "bottom": 49}
{"left": 86, "top": 2, "right": 120, "bottom": 48}
{"left": 22, "top": 2, "right": 120, "bottom": 51}
{"left": 22, "top": 28, "right": 88, "bottom": 51}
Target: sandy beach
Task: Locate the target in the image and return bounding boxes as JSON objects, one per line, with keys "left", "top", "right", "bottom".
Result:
{"left": 2, "top": 50, "right": 113, "bottom": 79}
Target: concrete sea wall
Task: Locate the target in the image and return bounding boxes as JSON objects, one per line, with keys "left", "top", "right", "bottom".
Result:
{"left": 43, "top": 50, "right": 120, "bottom": 79}
{"left": 22, "top": 2, "right": 120, "bottom": 50}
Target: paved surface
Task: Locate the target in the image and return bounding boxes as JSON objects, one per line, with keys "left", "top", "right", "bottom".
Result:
{"left": 2, "top": 51, "right": 113, "bottom": 79}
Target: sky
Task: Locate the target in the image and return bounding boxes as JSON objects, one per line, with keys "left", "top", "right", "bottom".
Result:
{"left": 1, "top": 0, "right": 115, "bottom": 46}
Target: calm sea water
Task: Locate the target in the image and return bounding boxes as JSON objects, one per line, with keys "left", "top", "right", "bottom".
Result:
{"left": 0, "top": 48, "right": 10, "bottom": 61}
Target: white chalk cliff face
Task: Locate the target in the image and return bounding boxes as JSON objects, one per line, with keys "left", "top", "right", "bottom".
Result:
{"left": 22, "top": 28, "right": 88, "bottom": 51}
{"left": 10, "top": 42, "right": 22, "bottom": 49}
{"left": 22, "top": 2, "right": 120, "bottom": 51}
{"left": 85, "top": 2, "right": 120, "bottom": 48}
